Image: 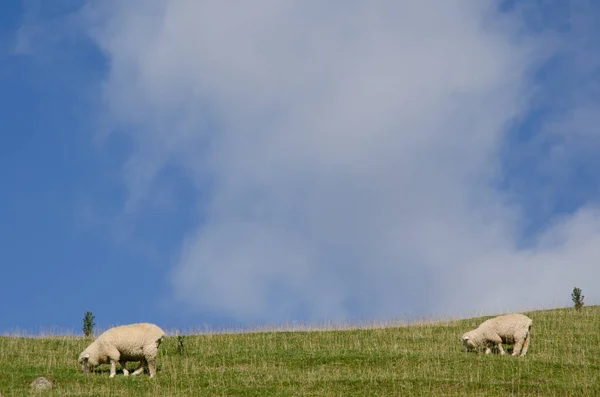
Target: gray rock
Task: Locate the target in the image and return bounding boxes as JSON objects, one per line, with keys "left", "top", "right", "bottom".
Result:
{"left": 30, "top": 377, "right": 53, "bottom": 391}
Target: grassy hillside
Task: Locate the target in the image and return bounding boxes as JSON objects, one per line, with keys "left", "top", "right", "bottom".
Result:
{"left": 1, "top": 306, "right": 599, "bottom": 396}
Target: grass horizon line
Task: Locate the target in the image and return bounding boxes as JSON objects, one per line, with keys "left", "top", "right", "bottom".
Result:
{"left": 1, "top": 303, "right": 585, "bottom": 338}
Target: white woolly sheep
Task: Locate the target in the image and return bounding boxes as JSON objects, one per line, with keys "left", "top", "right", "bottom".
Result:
{"left": 78, "top": 322, "right": 165, "bottom": 378}
{"left": 461, "top": 313, "right": 532, "bottom": 356}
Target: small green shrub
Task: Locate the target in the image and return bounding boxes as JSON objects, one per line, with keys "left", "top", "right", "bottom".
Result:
{"left": 572, "top": 287, "right": 584, "bottom": 311}
{"left": 82, "top": 311, "right": 96, "bottom": 337}
{"left": 177, "top": 334, "right": 186, "bottom": 354}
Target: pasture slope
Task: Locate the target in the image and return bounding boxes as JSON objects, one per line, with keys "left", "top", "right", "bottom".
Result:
{"left": 0, "top": 306, "right": 599, "bottom": 396}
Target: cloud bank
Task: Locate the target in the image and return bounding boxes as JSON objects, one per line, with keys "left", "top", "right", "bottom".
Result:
{"left": 82, "top": 1, "right": 600, "bottom": 323}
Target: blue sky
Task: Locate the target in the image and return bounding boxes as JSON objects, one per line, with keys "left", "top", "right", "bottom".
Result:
{"left": 2, "top": 0, "right": 600, "bottom": 334}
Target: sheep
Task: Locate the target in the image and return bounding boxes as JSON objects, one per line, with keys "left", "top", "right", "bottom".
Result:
{"left": 78, "top": 322, "right": 165, "bottom": 378}
{"left": 461, "top": 313, "right": 532, "bottom": 356}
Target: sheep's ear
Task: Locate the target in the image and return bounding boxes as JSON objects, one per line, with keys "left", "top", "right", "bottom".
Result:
{"left": 84, "top": 353, "right": 90, "bottom": 359}
{"left": 463, "top": 336, "right": 469, "bottom": 340}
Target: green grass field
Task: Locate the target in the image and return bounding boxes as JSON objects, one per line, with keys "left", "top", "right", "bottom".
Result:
{"left": 1, "top": 306, "right": 599, "bottom": 396}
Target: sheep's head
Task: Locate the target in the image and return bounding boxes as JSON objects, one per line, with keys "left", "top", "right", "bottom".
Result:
{"left": 461, "top": 332, "right": 476, "bottom": 352}
{"left": 78, "top": 352, "right": 97, "bottom": 373}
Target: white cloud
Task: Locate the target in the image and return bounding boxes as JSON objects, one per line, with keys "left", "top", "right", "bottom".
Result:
{"left": 83, "top": 0, "right": 600, "bottom": 322}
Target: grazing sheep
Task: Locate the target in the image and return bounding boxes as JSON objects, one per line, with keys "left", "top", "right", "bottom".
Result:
{"left": 461, "top": 313, "right": 532, "bottom": 356}
{"left": 78, "top": 322, "right": 165, "bottom": 378}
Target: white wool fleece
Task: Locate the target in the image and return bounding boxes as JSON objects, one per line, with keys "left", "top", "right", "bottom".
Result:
{"left": 78, "top": 322, "right": 165, "bottom": 377}
{"left": 461, "top": 313, "right": 532, "bottom": 356}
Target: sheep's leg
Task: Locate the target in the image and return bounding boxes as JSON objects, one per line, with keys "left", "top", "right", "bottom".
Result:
{"left": 147, "top": 356, "right": 157, "bottom": 378}
{"left": 488, "top": 334, "right": 504, "bottom": 355}
{"left": 119, "top": 360, "right": 129, "bottom": 376}
{"left": 484, "top": 343, "right": 492, "bottom": 354}
{"left": 520, "top": 333, "right": 531, "bottom": 356}
{"left": 109, "top": 360, "right": 118, "bottom": 378}
{"left": 131, "top": 359, "right": 146, "bottom": 376}
{"left": 106, "top": 348, "right": 121, "bottom": 378}
{"left": 497, "top": 342, "right": 506, "bottom": 355}
{"left": 144, "top": 341, "right": 160, "bottom": 378}
{"left": 512, "top": 337, "right": 524, "bottom": 356}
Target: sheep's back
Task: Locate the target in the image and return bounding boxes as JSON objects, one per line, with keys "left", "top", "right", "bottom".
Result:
{"left": 485, "top": 314, "right": 532, "bottom": 337}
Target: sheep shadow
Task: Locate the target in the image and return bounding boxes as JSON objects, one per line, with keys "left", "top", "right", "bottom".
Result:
{"left": 83, "top": 363, "right": 156, "bottom": 376}
{"left": 489, "top": 345, "right": 514, "bottom": 355}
